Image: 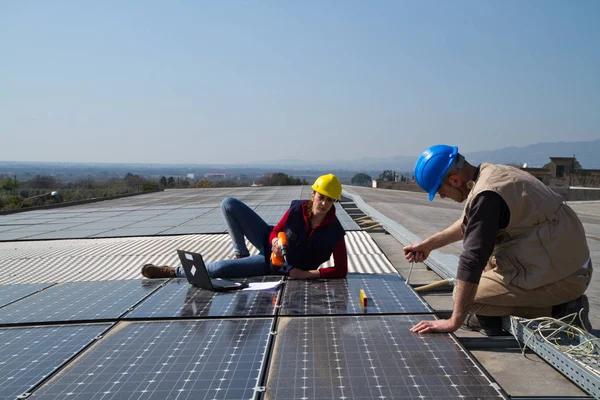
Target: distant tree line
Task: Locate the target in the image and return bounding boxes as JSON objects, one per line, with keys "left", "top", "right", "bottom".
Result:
{"left": 0, "top": 173, "right": 160, "bottom": 211}
{"left": 351, "top": 173, "right": 372, "bottom": 186}
{"left": 259, "top": 173, "right": 308, "bottom": 186}
{"left": 0, "top": 171, "right": 313, "bottom": 211}
{"left": 158, "top": 175, "right": 191, "bottom": 189}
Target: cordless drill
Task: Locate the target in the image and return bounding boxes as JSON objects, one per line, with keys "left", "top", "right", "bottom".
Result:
{"left": 270, "top": 232, "right": 291, "bottom": 272}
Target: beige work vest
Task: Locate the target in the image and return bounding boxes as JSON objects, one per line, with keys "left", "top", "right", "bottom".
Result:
{"left": 460, "top": 163, "right": 589, "bottom": 290}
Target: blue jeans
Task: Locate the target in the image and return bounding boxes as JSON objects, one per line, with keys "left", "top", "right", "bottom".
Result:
{"left": 175, "top": 197, "right": 280, "bottom": 279}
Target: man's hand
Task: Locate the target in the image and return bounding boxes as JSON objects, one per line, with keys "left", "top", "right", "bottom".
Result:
{"left": 403, "top": 241, "right": 432, "bottom": 263}
{"left": 410, "top": 318, "right": 460, "bottom": 334}
{"left": 288, "top": 269, "right": 319, "bottom": 280}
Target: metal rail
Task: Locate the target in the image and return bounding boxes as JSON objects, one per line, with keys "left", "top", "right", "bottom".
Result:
{"left": 342, "top": 190, "right": 459, "bottom": 280}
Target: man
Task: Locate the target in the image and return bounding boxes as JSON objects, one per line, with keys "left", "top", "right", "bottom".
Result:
{"left": 405, "top": 144, "right": 592, "bottom": 335}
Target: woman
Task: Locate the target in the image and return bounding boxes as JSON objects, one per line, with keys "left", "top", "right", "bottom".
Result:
{"left": 142, "top": 173, "right": 348, "bottom": 280}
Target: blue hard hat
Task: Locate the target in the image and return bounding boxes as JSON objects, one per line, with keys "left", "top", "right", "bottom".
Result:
{"left": 414, "top": 144, "right": 458, "bottom": 201}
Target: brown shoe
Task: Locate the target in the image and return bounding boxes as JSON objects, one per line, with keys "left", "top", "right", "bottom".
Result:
{"left": 141, "top": 264, "right": 176, "bottom": 279}
{"left": 233, "top": 254, "right": 249, "bottom": 259}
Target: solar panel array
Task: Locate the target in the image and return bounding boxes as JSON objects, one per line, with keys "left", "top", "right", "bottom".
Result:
{"left": 0, "top": 274, "right": 507, "bottom": 399}
{"left": 0, "top": 187, "right": 359, "bottom": 241}
{"left": 0, "top": 189, "right": 505, "bottom": 398}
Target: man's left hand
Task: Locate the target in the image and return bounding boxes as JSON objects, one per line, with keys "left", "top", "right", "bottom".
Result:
{"left": 410, "top": 318, "right": 460, "bottom": 334}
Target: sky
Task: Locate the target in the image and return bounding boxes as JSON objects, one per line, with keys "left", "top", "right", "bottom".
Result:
{"left": 1, "top": 1, "right": 599, "bottom": 164}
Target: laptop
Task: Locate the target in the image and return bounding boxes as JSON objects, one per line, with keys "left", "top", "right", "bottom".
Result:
{"left": 177, "top": 250, "right": 248, "bottom": 291}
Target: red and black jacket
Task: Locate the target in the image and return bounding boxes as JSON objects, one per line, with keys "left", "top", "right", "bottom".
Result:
{"left": 267, "top": 200, "right": 347, "bottom": 278}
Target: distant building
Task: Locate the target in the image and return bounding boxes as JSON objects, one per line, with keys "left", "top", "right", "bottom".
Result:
{"left": 522, "top": 157, "right": 600, "bottom": 188}
{"left": 186, "top": 173, "right": 195, "bottom": 180}
{"left": 204, "top": 173, "right": 227, "bottom": 179}
{"left": 521, "top": 167, "right": 552, "bottom": 185}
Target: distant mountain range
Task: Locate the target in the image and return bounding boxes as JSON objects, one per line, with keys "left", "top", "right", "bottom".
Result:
{"left": 463, "top": 139, "right": 600, "bottom": 170}
{"left": 2, "top": 140, "right": 598, "bottom": 178}
{"left": 251, "top": 139, "right": 600, "bottom": 172}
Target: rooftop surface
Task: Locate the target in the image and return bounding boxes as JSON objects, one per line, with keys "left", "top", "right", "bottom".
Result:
{"left": 1, "top": 186, "right": 599, "bottom": 399}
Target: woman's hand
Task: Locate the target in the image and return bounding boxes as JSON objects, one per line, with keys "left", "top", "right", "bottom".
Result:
{"left": 288, "top": 269, "right": 319, "bottom": 280}
{"left": 271, "top": 238, "right": 282, "bottom": 256}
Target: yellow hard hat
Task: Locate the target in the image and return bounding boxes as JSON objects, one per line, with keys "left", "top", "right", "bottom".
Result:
{"left": 312, "top": 173, "right": 342, "bottom": 200}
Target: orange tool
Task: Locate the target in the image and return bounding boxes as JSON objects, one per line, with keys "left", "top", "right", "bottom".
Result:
{"left": 270, "top": 232, "right": 289, "bottom": 267}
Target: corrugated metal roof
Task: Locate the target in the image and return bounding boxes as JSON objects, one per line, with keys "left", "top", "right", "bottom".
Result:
{"left": 0, "top": 231, "right": 396, "bottom": 285}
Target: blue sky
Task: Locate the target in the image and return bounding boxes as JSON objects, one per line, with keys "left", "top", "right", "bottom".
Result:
{"left": 1, "top": 1, "right": 599, "bottom": 164}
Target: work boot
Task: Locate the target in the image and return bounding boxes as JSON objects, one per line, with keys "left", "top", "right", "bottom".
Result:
{"left": 141, "top": 264, "right": 176, "bottom": 279}
{"left": 552, "top": 295, "right": 592, "bottom": 331}
{"left": 461, "top": 314, "right": 508, "bottom": 336}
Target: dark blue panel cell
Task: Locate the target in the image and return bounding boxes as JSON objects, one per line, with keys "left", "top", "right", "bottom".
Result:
{"left": 0, "top": 324, "right": 110, "bottom": 400}
{"left": 264, "top": 315, "right": 506, "bottom": 400}
{"left": 0, "top": 283, "right": 54, "bottom": 308}
{"left": 30, "top": 319, "right": 273, "bottom": 400}
{"left": 0, "top": 280, "right": 165, "bottom": 325}
{"left": 280, "top": 273, "right": 432, "bottom": 315}
{"left": 126, "top": 277, "right": 281, "bottom": 319}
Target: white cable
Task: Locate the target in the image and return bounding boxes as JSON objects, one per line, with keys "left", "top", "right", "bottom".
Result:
{"left": 515, "top": 311, "right": 600, "bottom": 361}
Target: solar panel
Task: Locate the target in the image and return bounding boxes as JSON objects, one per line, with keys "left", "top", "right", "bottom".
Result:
{"left": 0, "top": 283, "right": 54, "bottom": 308}
{"left": 0, "top": 280, "right": 165, "bottom": 326}
{"left": 0, "top": 324, "right": 110, "bottom": 400}
{"left": 264, "top": 315, "right": 506, "bottom": 400}
{"left": 26, "top": 230, "right": 112, "bottom": 240}
{"left": 280, "top": 274, "right": 431, "bottom": 315}
{"left": 30, "top": 319, "right": 273, "bottom": 399}
{"left": 125, "top": 277, "right": 281, "bottom": 319}
{"left": 0, "top": 187, "right": 362, "bottom": 241}
{"left": 92, "top": 228, "right": 166, "bottom": 237}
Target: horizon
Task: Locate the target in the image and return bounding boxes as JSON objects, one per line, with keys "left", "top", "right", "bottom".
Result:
{"left": 2, "top": 1, "right": 599, "bottom": 164}
{"left": 1, "top": 138, "right": 599, "bottom": 168}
